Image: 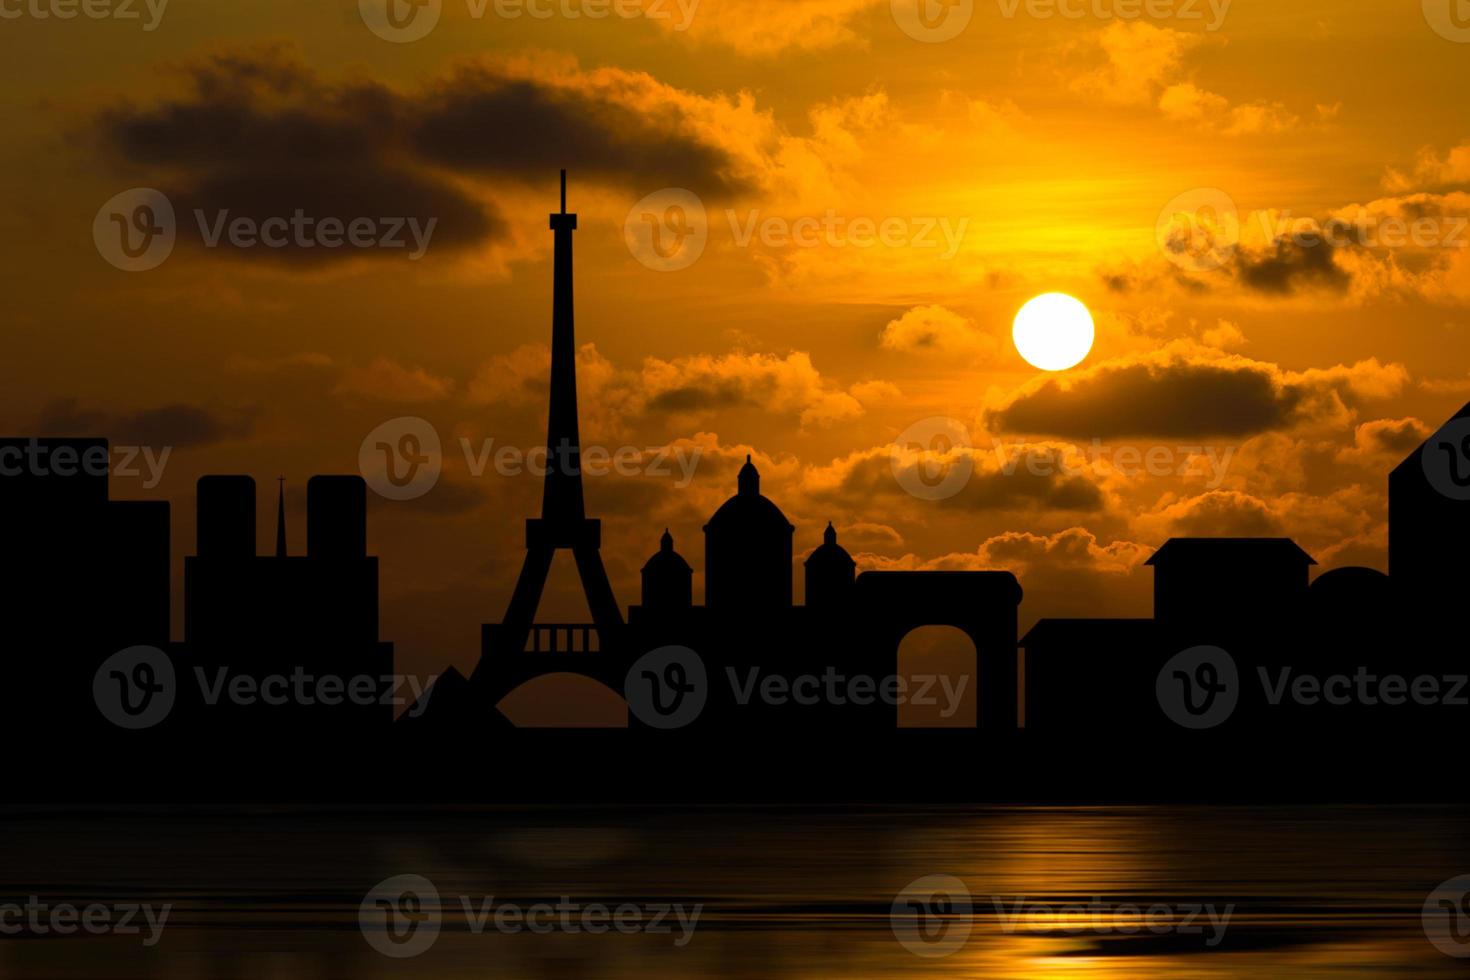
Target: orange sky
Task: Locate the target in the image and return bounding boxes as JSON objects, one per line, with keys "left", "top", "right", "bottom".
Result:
{"left": 2, "top": 0, "right": 1469, "bottom": 682}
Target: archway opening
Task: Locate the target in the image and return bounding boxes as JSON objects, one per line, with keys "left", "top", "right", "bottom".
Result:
{"left": 896, "top": 625, "right": 977, "bottom": 728}
{"left": 496, "top": 673, "right": 629, "bottom": 728}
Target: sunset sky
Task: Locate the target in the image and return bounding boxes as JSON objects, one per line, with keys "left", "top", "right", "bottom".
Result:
{"left": 3, "top": 0, "right": 1469, "bottom": 682}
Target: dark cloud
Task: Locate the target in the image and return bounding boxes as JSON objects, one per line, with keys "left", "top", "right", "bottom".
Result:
{"left": 1356, "top": 417, "right": 1430, "bottom": 455}
{"left": 93, "top": 46, "right": 750, "bottom": 265}
{"left": 815, "top": 447, "right": 1106, "bottom": 514}
{"left": 645, "top": 381, "right": 752, "bottom": 413}
{"left": 410, "top": 67, "right": 751, "bottom": 197}
{"left": 989, "top": 360, "right": 1299, "bottom": 438}
{"left": 1236, "top": 237, "right": 1351, "bottom": 296}
{"left": 35, "top": 398, "right": 255, "bottom": 448}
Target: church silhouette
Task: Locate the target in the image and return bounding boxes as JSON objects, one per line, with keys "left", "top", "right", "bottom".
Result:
{"left": 6, "top": 173, "right": 1468, "bottom": 801}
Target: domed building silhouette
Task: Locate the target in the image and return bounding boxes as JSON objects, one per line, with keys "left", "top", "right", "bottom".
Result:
{"left": 805, "top": 522, "right": 856, "bottom": 610}
{"left": 641, "top": 529, "right": 693, "bottom": 612}
{"left": 704, "top": 456, "right": 795, "bottom": 614}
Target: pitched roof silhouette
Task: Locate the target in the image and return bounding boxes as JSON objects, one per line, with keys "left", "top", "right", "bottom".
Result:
{"left": 1145, "top": 537, "right": 1317, "bottom": 566}
{"left": 1390, "top": 398, "right": 1470, "bottom": 480}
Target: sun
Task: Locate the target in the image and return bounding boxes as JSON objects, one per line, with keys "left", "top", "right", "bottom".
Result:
{"left": 1012, "top": 293, "right": 1095, "bottom": 371}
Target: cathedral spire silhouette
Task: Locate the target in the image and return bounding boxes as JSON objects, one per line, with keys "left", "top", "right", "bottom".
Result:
{"left": 494, "top": 171, "right": 623, "bottom": 655}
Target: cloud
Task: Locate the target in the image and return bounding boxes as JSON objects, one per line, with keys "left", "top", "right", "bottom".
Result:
{"left": 1069, "top": 23, "right": 1299, "bottom": 136}
{"left": 92, "top": 46, "right": 765, "bottom": 267}
{"left": 1142, "top": 489, "right": 1286, "bottom": 537}
{"left": 1384, "top": 140, "right": 1470, "bottom": 193}
{"left": 976, "top": 527, "right": 1151, "bottom": 575}
{"left": 987, "top": 345, "right": 1408, "bottom": 439}
{"left": 1115, "top": 189, "right": 1470, "bottom": 305}
{"left": 1200, "top": 320, "right": 1246, "bottom": 349}
{"left": 1136, "top": 486, "right": 1379, "bottom": 553}
{"left": 407, "top": 56, "right": 758, "bottom": 197}
{"left": 1069, "top": 22, "right": 1204, "bottom": 106}
{"left": 640, "top": 350, "right": 864, "bottom": 428}
{"left": 467, "top": 344, "right": 863, "bottom": 432}
{"left": 35, "top": 398, "right": 255, "bottom": 448}
{"left": 334, "top": 357, "right": 455, "bottom": 403}
{"left": 803, "top": 441, "right": 1108, "bottom": 514}
{"left": 646, "top": 0, "right": 882, "bottom": 56}
{"left": 1336, "top": 417, "right": 1429, "bottom": 466}
{"left": 1234, "top": 234, "right": 1351, "bottom": 296}
{"left": 879, "top": 305, "right": 998, "bottom": 358}
{"left": 225, "top": 352, "right": 334, "bottom": 373}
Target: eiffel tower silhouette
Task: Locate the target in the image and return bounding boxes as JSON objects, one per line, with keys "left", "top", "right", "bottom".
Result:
{"left": 490, "top": 172, "right": 623, "bottom": 658}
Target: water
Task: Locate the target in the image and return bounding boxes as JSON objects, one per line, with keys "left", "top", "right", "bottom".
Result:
{"left": 1, "top": 805, "right": 1466, "bottom": 977}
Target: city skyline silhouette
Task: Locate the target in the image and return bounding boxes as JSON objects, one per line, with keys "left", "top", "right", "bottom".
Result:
{"left": 6, "top": 172, "right": 1469, "bottom": 801}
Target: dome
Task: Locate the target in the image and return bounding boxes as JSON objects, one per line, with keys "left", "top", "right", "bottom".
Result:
{"left": 804, "top": 522, "right": 856, "bottom": 610}
{"left": 641, "top": 529, "right": 693, "bottom": 610}
{"left": 702, "top": 455, "right": 795, "bottom": 612}
{"left": 704, "top": 456, "right": 795, "bottom": 533}
{"left": 642, "top": 529, "right": 692, "bottom": 575}
{"left": 805, "top": 521, "right": 855, "bottom": 571}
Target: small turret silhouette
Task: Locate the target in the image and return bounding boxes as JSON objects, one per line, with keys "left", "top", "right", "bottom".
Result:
{"left": 805, "top": 521, "right": 856, "bottom": 609}
{"left": 641, "top": 529, "right": 693, "bottom": 611}
{"left": 738, "top": 454, "right": 759, "bottom": 495}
